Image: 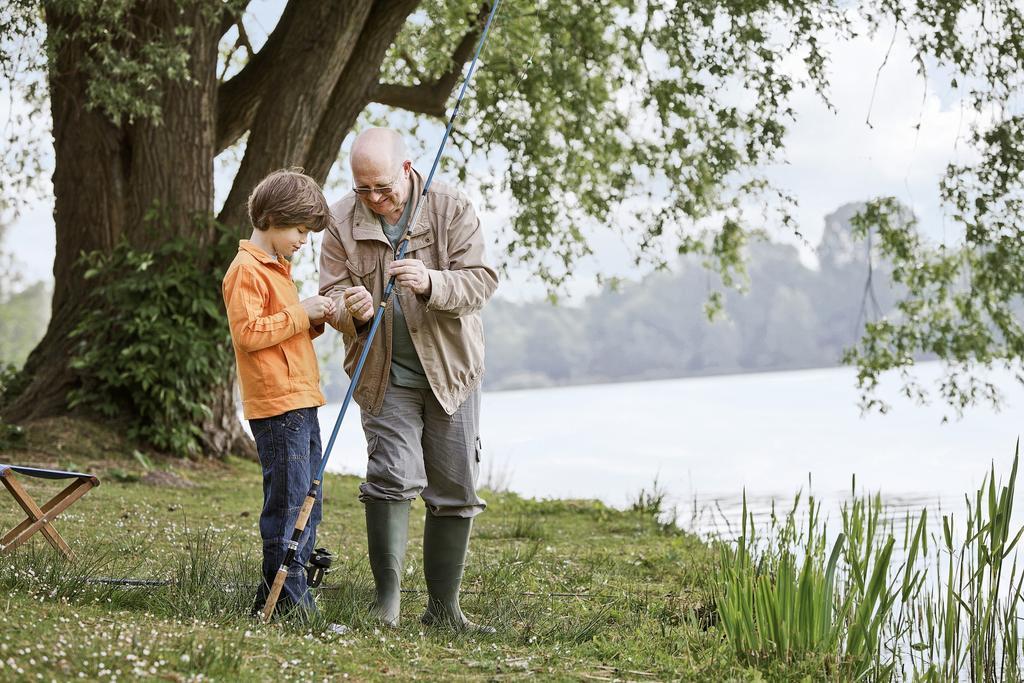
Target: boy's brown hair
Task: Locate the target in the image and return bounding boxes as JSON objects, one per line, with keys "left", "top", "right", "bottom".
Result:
{"left": 247, "top": 168, "right": 332, "bottom": 232}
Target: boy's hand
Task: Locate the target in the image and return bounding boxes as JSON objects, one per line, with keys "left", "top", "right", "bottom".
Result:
{"left": 388, "top": 259, "right": 431, "bottom": 296}
{"left": 343, "top": 286, "right": 374, "bottom": 322}
{"left": 301, "top": 295, "right": 336, "bottom": 324}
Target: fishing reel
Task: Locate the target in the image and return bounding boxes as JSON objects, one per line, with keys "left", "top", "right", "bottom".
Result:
{"left": 306, "top": 547, "right": 334, "bottom": 588}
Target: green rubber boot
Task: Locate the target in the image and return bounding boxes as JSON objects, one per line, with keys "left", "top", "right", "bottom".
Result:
{"left": 421, "top": 512, "right": 495, "bottom": 634}
{"left": 365, "top": 500, "right": 411, "bottom": 628}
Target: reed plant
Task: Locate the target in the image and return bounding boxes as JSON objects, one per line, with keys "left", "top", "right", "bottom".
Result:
{"left": 908, "top": 447, "right": 1024, "bottom": 682}
{"left": 717, "top": 441, "right": 1023, "bottom": 681}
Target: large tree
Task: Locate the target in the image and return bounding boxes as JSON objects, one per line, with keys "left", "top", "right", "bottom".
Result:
{"left": 1, "top": 0, "right": 1021, "bottom": 456}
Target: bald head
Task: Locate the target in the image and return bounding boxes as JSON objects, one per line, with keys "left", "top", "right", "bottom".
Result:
{"left": 350, "top": 128, "right": 408, "bottom": 177}
{"left": 349, "top": 127, "right": 414, "bottom": 219}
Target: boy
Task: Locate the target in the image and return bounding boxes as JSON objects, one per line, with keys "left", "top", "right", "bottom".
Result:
{"left": 222, "top": 168, "right": 336, "bottom": 618}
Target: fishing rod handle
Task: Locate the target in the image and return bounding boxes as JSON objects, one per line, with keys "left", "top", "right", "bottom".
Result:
{"left": 260, "top": 481, "right": 321, "bottom": 623}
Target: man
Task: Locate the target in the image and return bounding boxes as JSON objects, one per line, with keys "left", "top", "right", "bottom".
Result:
{"left": 319, "top": 127, "right": 498, "bottom": 632}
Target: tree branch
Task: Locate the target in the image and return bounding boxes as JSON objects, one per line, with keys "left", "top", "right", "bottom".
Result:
{"left": 371, "top": 82, "right": 450, "bottom": 118}
{"left": 235, "top": 17, "right": 254, "bottom": 57}
{"left": 303, "top": 0, "right": 423, "bottom": 182}
{"left": 215, "top": 0, "right": 303, "bottom": 153}
{"left": 218, "top": 2, "right": 249, "bottom": 39}
{"left": 218, "top": 15, "right": 255, "bottom": 82}
{"left": 370, "top": 2, "right": 490, "bottom": 118}
{"left": 217, "top": 0, "right": 386, "bottom": 228}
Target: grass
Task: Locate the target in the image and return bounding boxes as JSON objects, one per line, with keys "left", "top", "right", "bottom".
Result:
{"left": 3, "top": 418, "right": 1023, "bottom": 681}
{"left": 0, "top": 424, "right": 764, "bottom": 682}
{"left": 630, "top": 475, "right": 669, "bottom": 520}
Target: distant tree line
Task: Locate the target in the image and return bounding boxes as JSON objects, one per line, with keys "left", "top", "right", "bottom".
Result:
{"left": 480, "top": 203, "right": 899, "bottom": 391}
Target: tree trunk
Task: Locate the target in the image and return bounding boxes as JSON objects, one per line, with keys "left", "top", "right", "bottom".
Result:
{"left": 200, "top": 373, "right": 256, "bottom": 459}
{"left": 6, "top": 0, "right": 431, "bottom": 459}
{"left": 5, "top": 3, "right": 228, "bottom": 438}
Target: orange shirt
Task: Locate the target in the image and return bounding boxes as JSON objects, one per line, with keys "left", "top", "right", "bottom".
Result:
{"left": 222, "top": 240, "right": 326, "bottom": 419}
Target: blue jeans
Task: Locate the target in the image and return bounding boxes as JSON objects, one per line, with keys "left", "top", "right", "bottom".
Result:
{"left": 249, "top": 406, "right": 323, "bottom": 615}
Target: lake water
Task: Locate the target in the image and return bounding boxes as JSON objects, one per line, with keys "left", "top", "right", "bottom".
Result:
{"left": 316, "top": 362, "right": 1023, "bottom": 539}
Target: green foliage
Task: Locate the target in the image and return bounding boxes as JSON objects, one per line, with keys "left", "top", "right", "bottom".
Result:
{"left": 0, "top": 362, "right": 29, "bottom": 414}
{"left": 844, "top": 195, "right": 1024, "bottom": 415}
{"left": 387, "top": 0, "right": 844, "bottom": 286}
{"left": 0, "top": 221, "right": 50, "bottom": 368}
{"left": 0, "top": 280, "right": 50, "bottom": 367}
{"left": 44, "top": 0, "right": 203, "bottom": 125}
{"left": 0, "top": 416, "right": 26, "bottom": 450}
{"left": 631, "top": 475, "right": 668, "bottom": 519}
{"left": 67, "top": 233, "right": 233, "bottom": 457}
{"left": 382, "top": 0, "right": 1024, "bottom": 411}
{"left": 0, "top": 2, "right": 48, "bottom": 220}
{"left": 4, "top": 0, "right": 1024, "bottom": 418}
{"left": 718, "top": 507, "right": 853, "bottom": 674}
{"left": 840, "top": 0, "right": 1024, "bottom": 411}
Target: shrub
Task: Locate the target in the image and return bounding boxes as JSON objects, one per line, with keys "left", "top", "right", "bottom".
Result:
{"left": 68, "top": 233, "right": 233, "bottom": 456}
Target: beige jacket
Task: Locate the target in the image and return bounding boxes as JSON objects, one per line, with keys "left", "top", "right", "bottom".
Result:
{"left": 319, "top": 170, "right": 498, "bottom": 415}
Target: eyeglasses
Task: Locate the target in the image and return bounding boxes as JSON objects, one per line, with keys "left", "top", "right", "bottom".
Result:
{"left": 353, "top": 173, "right": 401, "bottom": 197}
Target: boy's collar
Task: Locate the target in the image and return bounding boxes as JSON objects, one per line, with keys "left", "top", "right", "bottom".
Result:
{"left": 239, "top": 240, "right": 287, "bottom": 269}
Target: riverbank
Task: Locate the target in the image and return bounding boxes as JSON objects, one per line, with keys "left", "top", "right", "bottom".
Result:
{"left": 0, "top": 418, "right": 797, "bottom": 681}
{"left": 4, "top": 418, "right": 1023, "bottom": 680}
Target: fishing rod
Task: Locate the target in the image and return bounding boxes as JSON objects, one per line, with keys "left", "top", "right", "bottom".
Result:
{"left": 261, "top": 0, "right": 504, "bottom": 623}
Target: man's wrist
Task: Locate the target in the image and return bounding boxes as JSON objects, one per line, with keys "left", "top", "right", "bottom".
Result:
{"left": 419, "top": 267, "right": 433, "bottom": 297}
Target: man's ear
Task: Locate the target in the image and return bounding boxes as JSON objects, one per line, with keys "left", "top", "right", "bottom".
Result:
{"left": 403, "top": 159, "right": 413, "bottom": 175}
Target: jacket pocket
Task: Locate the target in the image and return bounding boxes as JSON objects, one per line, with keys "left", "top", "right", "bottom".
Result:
{"left": 405, "top": 229, "right": 437, "bottom": 269}
{"left": 280, "top": 334, "right": 305, "bottom": 378}
{"left": 258, "top": 344, "right": 292, "bottom": 396}
{"left": 345, "top": 258, "right": 377, "bottom": 287}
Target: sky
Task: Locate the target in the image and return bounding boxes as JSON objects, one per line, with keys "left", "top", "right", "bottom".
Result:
{"left": 0, "top": 4, "right": 979, "bottom": 304}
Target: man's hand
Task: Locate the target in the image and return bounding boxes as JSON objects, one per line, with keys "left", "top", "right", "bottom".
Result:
{"left": 301, "top": 295, "right": 337, "bottom": 324}
{"left": 388, "top": 258, "right": 431, "bottom": 296}
{"left": 343, "top": 285, "right": 374, "bottom": 322}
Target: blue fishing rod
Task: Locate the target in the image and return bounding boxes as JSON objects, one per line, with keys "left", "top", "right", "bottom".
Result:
{"left": 261, "top": 0, "right": 504, "bottom": 623}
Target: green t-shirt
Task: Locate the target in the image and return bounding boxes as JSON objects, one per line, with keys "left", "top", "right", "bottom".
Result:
{"left": 379, "top": 199, "right": 429, "bottom": 389}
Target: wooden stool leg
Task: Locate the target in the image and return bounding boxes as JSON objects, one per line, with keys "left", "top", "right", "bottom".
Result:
{"left": 1, "top": 475, "right": 47, "bottom": 550}
{"left": 1, "top": 511, "right": 40, "bottom": 547}
{"left": 0, "top": 475, "right": 93, "bottom": 558}
{"left": 1, "top": 477, "right": 88, "bottom": 546}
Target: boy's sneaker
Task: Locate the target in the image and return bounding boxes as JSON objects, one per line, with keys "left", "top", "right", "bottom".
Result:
{"left": 326, "top": 623, "right": 349, "bottom": 635}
